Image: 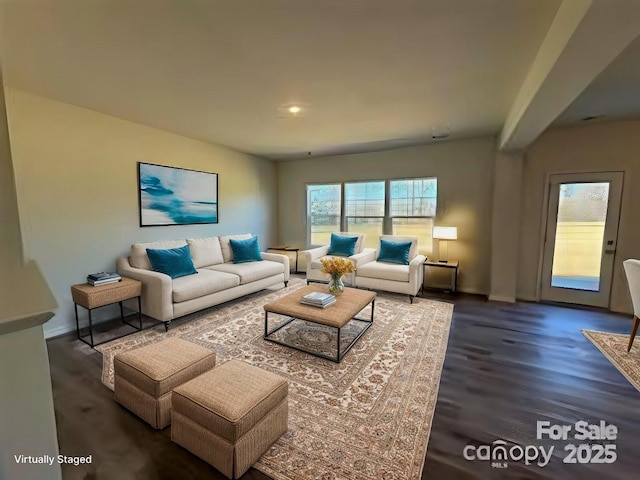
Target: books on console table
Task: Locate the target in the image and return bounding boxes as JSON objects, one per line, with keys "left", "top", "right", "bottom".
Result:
{"left": 300, "top": 291, "right": 336, "bottom": 308}
{"left": 87, "top": 272, "right": 121, "bottom": 286}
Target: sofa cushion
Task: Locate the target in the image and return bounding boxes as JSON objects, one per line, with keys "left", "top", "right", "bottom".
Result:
{"left": 208, "top": 260, "right": 283, "bottom": 285}
{"left": 147, "top": 245, "right": 198, "bottom": 279}
{"left": 327, "top": 233, "right": 358, "bottom": 257}
{"left": 356, "top": 261, "right": 410, "bottom": 283}
{"left": 230, "top": 236, "right": 263, "bottom": 264}
{"left": 219, "top": 234, "right": 253, "bottom": 263}
{"left": 187, "top": 237, "right": 224, "bottom": 268}
{"left": 378, "top": 239, "right": 412, "bottom": 265}
{"left": 172, "top": 269, "right": 240, "bottom": 303}
{"left": 130, "top": 239, "right": 187, "bottom": 270}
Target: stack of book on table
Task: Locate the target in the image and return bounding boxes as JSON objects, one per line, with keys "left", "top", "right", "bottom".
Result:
{"left": 300, "top": 291, "right": 336, "bottom": 308}
{"left": 87, "top": 272, "right": 122, "bottom": 286}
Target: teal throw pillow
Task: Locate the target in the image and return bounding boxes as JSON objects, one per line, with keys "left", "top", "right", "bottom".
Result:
{"left": 377, "top": 239, "right": 412, "bottom": 265}
{"left": 146, "top": 245, "right": 198, "bottom": 279}
{"left": 327, "top": 234, "right": 358, "bottom": 256}
{"left": 230, "top": 236, "right": 263, "bottom": 264}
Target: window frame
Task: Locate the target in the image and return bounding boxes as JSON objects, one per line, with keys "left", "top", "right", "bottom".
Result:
{"left": 306, "top": 177, "right": 437, "bottom": 252}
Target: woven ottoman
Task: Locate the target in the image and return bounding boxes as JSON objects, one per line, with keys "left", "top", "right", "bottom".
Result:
{"left": 114, "top": 337, "right": 216, "bottom": 429}
{"left": 171, "top": 359, "right": 288, "bottom": 479}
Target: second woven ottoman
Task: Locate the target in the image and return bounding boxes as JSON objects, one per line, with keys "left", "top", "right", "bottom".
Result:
{"left": 171, "top": 359, "right": 288, "bottom": 479}
{"left": 114, "top": 337, "right": 216, "bottom": 429}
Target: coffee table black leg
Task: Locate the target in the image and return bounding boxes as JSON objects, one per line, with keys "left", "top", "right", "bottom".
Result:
{"left": 336, "top": 327, "right": 341, "bottom": 362}
{"left": 138, "top": 296, "right": 142, "bottom": 329}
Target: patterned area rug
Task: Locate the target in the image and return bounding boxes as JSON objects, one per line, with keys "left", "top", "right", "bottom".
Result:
{"left": 582, "top": 330, "right": 640, "bottom": 392}
{"left": 97, "top": 279, "right": 453, "bottom": 480}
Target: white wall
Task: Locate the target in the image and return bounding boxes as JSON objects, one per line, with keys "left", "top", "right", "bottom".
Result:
{"left": 0, "top": 74, "right": 60, "bottom": 480}
{"left": 277, "top": 137, "right": 496, "bottom": 295}
{"left": 5, "top": 89, "right": 278, "bottom": 337}
{"left": 519, "top": 120, "right": 640, "bottom": 313}
{"left": 489, "top": 151, "right": 523, "bottom": 303}
{"left": 0, "top": 325, "right": 61, "bottom": 480}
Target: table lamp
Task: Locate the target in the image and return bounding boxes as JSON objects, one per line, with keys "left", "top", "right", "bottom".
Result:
{"left": 433, "top": 226, "right": 457, "bottom": 262}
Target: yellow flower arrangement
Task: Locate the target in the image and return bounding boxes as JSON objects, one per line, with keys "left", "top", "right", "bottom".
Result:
{"left": 320, "top": 257, "right": 355, "bottom": 295}
{"left": 320, "top": 257, "right": 355, "bottom": 276}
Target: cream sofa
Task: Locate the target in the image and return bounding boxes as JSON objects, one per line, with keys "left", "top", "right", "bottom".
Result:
{"left": 117, "top": 234, "right": 289, "bottom": 329}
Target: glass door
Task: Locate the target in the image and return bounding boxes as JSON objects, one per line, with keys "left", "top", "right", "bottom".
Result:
{"left": 540, "top": 172, "right": 623, "bottom": 307}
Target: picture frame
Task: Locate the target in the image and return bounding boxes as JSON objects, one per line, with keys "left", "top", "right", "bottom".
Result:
{"left": 138, "top": 162, "right": 218, "bottom": 226}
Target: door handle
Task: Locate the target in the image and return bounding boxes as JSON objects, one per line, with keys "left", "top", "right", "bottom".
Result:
{"left": 605, "top": 240, "right": 616, "bottom": 254}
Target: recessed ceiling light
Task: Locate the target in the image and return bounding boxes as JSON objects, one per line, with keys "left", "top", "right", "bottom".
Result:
{"left": 278, "top": 102, "right": 310, "bottom": 118}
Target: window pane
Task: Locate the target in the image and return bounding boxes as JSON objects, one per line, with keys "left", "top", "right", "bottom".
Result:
{"left": 390, "top": 178, "right": 437, "bottom": 217}
{"left": 345, "top": 181, "right": 385, "bottom": 217}
{"left": 345, "top": 217, "right": 383, "bottom": 249}
{"left": 392, "top": 217, "right": 433, "bottom": 254}
{"left": 308, "top": 184, "right": 341, "bottom": 245}
{"left": 551, "top": 182, "right": 609, "bottom": 291}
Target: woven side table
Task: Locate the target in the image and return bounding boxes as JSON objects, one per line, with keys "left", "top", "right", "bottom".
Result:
{"left": 71, "top": 277, "right": 142, "bottom": 348}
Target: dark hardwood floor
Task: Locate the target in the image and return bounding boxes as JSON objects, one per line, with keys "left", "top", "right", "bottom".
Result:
{"left": 47, "top": 284, "right": 640, "bottom": 479}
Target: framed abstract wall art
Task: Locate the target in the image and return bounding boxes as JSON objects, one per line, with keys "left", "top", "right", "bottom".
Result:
{"left": 138, "top": 162, "right": 218, "bottom": 226}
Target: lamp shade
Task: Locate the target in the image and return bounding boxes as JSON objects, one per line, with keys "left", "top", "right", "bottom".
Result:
{"left": 433, "top": 226, "right": 457, "bottom": 240}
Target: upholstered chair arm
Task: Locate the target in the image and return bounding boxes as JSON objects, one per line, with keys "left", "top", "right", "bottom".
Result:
{"left": 302, "top": 246, "right": 330, "bottom": 267}
{"left": 349, "top": 248, "right": 377, "bottom": 268}
{"left": 116, "top": 257, "right": 173, "bottom": 322}
{"left": 262, "top": 252, "right": 290, "bottom": 281}
{"left": 409, "top": 255, "right": 426, "bottom": 291}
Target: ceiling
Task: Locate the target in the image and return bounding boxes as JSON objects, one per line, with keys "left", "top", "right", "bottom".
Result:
{"left": 1, "top": 0, "right": 639, "bottom": 160}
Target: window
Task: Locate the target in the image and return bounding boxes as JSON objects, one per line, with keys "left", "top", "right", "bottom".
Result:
{"left": 308, "top": 184, "right": 341, "bottom": 245}
{"left": 307, "top": 178, "right": 437, "bottom": 253}
{"left": 345, "top": 181, "right": 385, "bottom": 249}
{"left": 390, "top": 178, "right": 437, "bottom": 253}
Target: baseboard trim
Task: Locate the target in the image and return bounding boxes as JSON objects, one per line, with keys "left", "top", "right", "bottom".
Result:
{"left": 489, "top": 294, "right": 516, "bottom": 303}
{"left": 44, "top": 324, "right": 75, "bottom": 339}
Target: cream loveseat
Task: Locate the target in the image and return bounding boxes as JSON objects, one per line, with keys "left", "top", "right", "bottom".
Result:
{"left": 303, "top": 232, "right": 376, "bottom": 285}
{"left": 117, "top": 234, "right": 289, "bottom": 329}
{"left": 353, "top": 235, "right": 425, "bottom": 303}
{"left": 304, "top": 234, "right": 425, "bottom": 303}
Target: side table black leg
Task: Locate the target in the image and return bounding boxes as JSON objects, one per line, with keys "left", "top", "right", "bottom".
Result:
{"left": 453, "top": 267, "right": 458, "bottom": 293}
{"left": 88, "top": 308, "right": 95, "bottom": 348}
{"left": 74, "top": 303, "right": 80, "bottom": 340}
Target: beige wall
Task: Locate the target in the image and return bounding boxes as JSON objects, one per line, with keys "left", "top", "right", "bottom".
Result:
{"left": 519, "top": 120, "right": 640, "bottom": 313}
{"left": 5, "top": 89, "right": 278, "bottom": 337}
{"left": 277, "top": 137, "right": 496, "bottom": 295}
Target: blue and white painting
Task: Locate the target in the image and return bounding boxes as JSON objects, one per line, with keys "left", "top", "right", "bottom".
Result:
{"left": 138, "top": 163, "right": 218, "bottom": 226}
